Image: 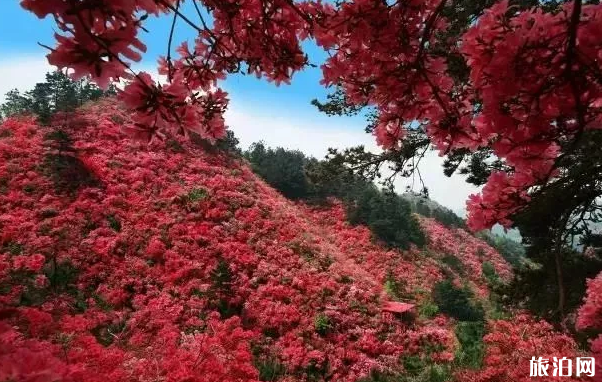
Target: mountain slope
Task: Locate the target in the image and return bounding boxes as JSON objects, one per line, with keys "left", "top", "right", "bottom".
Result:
{"left": 0, "top": 100, "right": 584, "bottom": 382}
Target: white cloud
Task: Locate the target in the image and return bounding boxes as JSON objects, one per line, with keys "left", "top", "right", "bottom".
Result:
{"left": 0, "top": 56, "right": 54, "bottom": 104}
{"left": 225, "top": 106, "right": 378, "bottom": 158}
{"left": 0, "top": 57, "right": 480, "bottom": 212}
{"left": 392, "top": 150, "right": 480, "bottom": 215}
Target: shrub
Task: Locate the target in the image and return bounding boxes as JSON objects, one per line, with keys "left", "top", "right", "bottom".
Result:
{"left": 255, "top": 356, "right": 286, "bottom": 381}
{"left": 347, "top": 188, "right": 425, "bottom": 249}
{"left": 106, "top": 214, "right": 121, "bottom": 232}
{"left": 418, "top": 301, "right": 439, "bottom": 319}
{"left": 454, "top": 321, "right": 485, "bottom": 369}
{"left": 245, "top": 142, "right": 310, "bottom": 200}
{"left": 188, "top": 187, "right": 208, "bottom": 202}
{"left": 209, "top": 259, "right": 242, "bottom": 318}
{"left": 402, "top": 355, "right": 425, "bottom": 376}
{"left": 440, "top": 255, "right": 465, "bottom": 276}
{"left": 432, "top": 280, "right": 484, "bottom": 322}
{"left": 246, "top": 142, "right": 427, "bottom": 249}
{"left": 314, "top": 313, "right": 331, "bottom": 336}
{"left": 383, "top": 271, "right": 408, "bottom": 301}
{"left": 423, "top": 364, "right": 451, "bottom": 382}
{"left": 481, "top": 261, "right": 499, "bottom": 286}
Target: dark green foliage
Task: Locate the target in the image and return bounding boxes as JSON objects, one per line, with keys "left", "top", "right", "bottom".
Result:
{"left": 245, "top": 142, "right": 427, "bottom": 249}
{"left": 477, "top": 231, "right": 525, "bottom": 268}
{"left": 0, "top": 90, "right": 32, "bottom": 119}
{"left": 211, "top": 258, "right": 233, "bottom": 291}
{"left": 504, "top": 251, "right": 602, "bottom": 322}
{"left": 303, "top": 359, "right": 329, "bottom": 382}
{"left": 166, "top": 138, "right": 186, "bottom": 153}
{"left": 481, "top": 261, "right": 500, "bottom": 287}
{"left": 383, "top": 271, "right": 408, "bottom": 301}
{"left": 440, "top": 255, "right": 465, "bottom": 276}
{"left": 106, "top": 215, "right": 122, "bottom": 232}
{"left": 403, "top": 193, "right": 465, "bottom": 229}
{"left": 432, "top": 280, "right": 484, "bottom": 322}
{"left": 454, "top": 321, "right": 485, "bottom": 369}
{"left": 245, "top": 142, "right": 310, "bottom": 200}
{"left": 418, "top": 300, "right": 439, "bottom": 319}
{"left": 314, "top": 313, "right": 331, "bottom": 336}
{"left": 347, "top": 188, "right": 426, "bottom": 250}
{"left": 581, "top": 232, "right": 602, "bottom": 249}
{"left": 216, "top": 130, "right": 242, "bottom": 156}
{"left": 402, "top": 355, "right": 425, "bottom": 376}
{"left": 424, "top": 365, "right": 452, "bottom": 382}
{"left": 255, "top": 356, "right": 286, "bottom": 381}
{"left": 190, "top": 130, "right": 242, "bottom": 156}
{"left": 44, "top": 259, "right": 79, "bottom": 292}
{"left": 505, "top": 130, "right": 602, "bottom": 319}
{"left": 0, "top": 71, "right": 115, "bottom": 122}
{"left": 42, "top": 154, "right": 99, "bottom": 194}
{"left": 310, "top": 87, "right": 365, "bottom": 117}
{"left": 415, "top": 200, "right": 432, "bottom": 217}
{"left": 431, "top": 208, "right": 465, "bottom": 229}
{"left": 187, "top": 187, "right": 208, "bottom": 202}
{"left": 45, "top": 128, "right": 77, "bottom": 154}
{"left": 303, "top": 156, "right": 366, "bottom": 203}
{"left": 209, "top": 258, "right": 242, "bottom": 318}
{"left": 443, "top": 148, "right": 506, "bottom": 187}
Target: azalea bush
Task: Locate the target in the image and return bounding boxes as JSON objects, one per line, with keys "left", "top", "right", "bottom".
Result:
{"left": 18, "top": 0, "right": 602, "bottom": 331}
{"left": 456, "top": 315, "right": 583, "bottom": 382}
{"left": 17, "top": 0, "right": 602, "bottom": 231}
{"left": 1, "top": 102, "right": 595, "bottom": 379}
{"left": 577, "top": 272, "right": 602, "bottom": 377}
{"left": 0, "top": 104, "right": 466, "bottom": 381}
{"left": 433, "top": 280, "right": 484, "bottom": 323}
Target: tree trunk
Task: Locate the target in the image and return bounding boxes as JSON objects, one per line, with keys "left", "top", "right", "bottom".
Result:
{"left": 554, "top": 249, "right": 565, "bottom": 318}
{"left": 552, "top": 216, "right": 568, "bottom": 321}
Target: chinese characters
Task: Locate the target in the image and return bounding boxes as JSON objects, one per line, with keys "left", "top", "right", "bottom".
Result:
{"left": 530, "top": 357, "right": 595, "bottom": 377}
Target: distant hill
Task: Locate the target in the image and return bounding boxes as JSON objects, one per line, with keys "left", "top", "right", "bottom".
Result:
{"left": 402, "top": 191, "right": 466, "bottom": 229}
{"left": 491, "top": 224, "right": 523, "bottom": 242}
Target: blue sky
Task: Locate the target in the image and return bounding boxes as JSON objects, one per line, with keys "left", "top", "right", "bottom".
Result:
{"left": 0, "top": 1, "right": 481, "bottom": 213}
{"left": 0, "top": 1, "right": 347, "bottom": 121}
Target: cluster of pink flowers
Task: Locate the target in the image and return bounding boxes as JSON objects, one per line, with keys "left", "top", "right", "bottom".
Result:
{"left": 2, "top": 101, "right": 594, "bottom": 380}
{"left": 21, "top": 0, "right": 602, "bottom": 233}
{"left": 299, "top": 203, "right": 445, "bottom": 303}
{"left": 461, "top": 1, "right": 602, "bottom": 230}
{"left": 417, "top": 217, "right": 513, "bottom": 298}
{"left": 0, "top": 102, "right": 456, "bottom": 381}
{"left": 577, "top": 272, "right": 602, "bottom": 377}
{"left": 457, "top": 315, "right": 583, "bottom": 382}
{"left": 21, "top": 0, "right": 312, "bottom": 143}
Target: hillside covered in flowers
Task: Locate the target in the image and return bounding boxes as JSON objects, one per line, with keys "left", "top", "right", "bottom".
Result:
{"left": 0, "top": 100, "right": 592, "bottom": 381}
